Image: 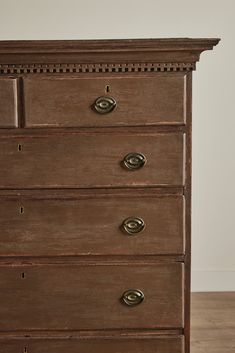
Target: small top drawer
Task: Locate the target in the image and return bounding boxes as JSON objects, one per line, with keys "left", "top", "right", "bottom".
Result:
{"left": 0, "top": 78, "right": 18, "bottom": 128}
{"left": 23, "top": 73, "right": 187, "bottom": 128}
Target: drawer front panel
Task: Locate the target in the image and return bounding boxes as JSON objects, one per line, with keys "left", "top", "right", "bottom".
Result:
{"left": 23, "top": 74, "right": 186, "bottom": 127}
{"left": 0, "top": 195, "right": 184, "bottom": 256}
{"left": 0, "top": 133, "right": 184, "bottom": 188}
{"left": 0, "top": 336, "right": 184, "bottom": 353}
{"left": 0, "top": 78, "right": 18, "bottom": 128}
{"left": 0, "top": 264, "right": 184, "bottom": 330}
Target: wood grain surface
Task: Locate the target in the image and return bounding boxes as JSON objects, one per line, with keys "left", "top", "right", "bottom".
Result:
{"left": 23, "top": 74, "right": 186, "bottom": 127}
{"left": 0, "top": 132, "right": 184, "bottom": 188}
{"left": 191, "top": 292, "right": 235, "bottom": 353}
{"left": 0, "top": 263, "right": 184, "bottom": 330}
{"left": 0, "top": 194, "right": 184, "bottom": 256}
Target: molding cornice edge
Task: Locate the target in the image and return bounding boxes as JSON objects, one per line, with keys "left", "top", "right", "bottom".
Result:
{"left": 0, "top": 38, "right": 221, "bottom": 53}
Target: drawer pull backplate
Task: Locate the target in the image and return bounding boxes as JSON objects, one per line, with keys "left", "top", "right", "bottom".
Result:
{"left": 122, "top": 289, "right": 145, "bottom": 306}
{"left": 122, "top": 217, "right": 145, "bottom": 235}
{"left": 123, "top": 152, "right": 146, "bottom": 170}
{"left": 93, "top": 96, "right": 117, "bottom": 114}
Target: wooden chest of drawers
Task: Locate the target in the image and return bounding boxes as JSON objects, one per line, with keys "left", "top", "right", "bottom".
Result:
{"left": 0, "top": 38, "right": 219, "bottom": 353}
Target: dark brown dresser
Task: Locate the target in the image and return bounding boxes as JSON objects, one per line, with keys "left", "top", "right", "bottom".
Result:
{"left": 0, "top": 38, "right": 219, "bottom": 353}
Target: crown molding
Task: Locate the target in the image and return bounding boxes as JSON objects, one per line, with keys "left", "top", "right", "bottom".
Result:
{"left": 0, "top": 38, "right": 220, "bottom": 53}
{"left": 0, "top": 38, "right": 220, "bottom": 68}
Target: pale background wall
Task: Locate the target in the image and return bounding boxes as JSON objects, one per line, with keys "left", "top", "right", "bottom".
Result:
{"left": 0, "top": 0, "right": 234, "bottom": 291}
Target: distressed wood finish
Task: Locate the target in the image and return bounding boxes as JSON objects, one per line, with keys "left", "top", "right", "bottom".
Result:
{"left": 0, "top": 39, "right": 220, "bottom": 353}
{"left": 0, "top": 132, "right": 184, "bottom": 188}
{"left": 23, "top": 74, "right": 186, "bottom": 127}
{"left": 0, "top": 263, "right": 183, "bottom": 330}
{"left": 0, "top": 336, "right": 184, "bottom": 353}
{"left": 0, "top": 194, "right": 184, "bottom": 256}
{"left": 0, "top": 77, "right": 18, "bottom": 127}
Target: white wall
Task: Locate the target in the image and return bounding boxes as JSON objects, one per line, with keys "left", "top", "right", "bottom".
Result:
{"left": 0, "top": 0, "right": 234, "bottom": 292}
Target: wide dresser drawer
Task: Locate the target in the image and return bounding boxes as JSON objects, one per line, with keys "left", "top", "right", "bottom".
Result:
{"left": 0, "top": 263, "right": 184, "bottom": 330}
{"left": 23, "top": 74, "right": 187, "bottom": 128}
{"left": 0, "top": 132, "right": 184, "bottom": 188}
{"left": 0, "top": 192, "right": 184, "bottom": 256}
{"left": 0, "top": 336, "right": 184, "bottom": 353}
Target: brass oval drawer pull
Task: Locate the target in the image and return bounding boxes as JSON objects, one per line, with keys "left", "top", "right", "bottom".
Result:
{"left": 122, "top": 217, "right": 145, "bottom": 235}
{"left": 93, "top": 96, "right": 116, "bottom": 114}
{"left": 123, "top": 153, "right": 146, "bottom": 170}
{"left": 122, "top": 289, "right": 145, "bottom": 306}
